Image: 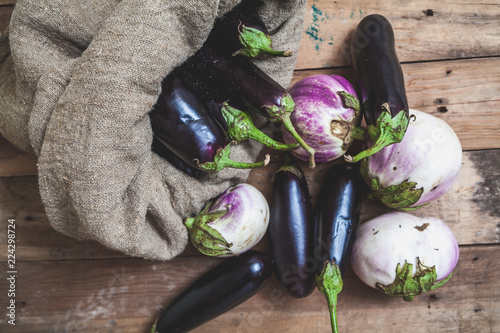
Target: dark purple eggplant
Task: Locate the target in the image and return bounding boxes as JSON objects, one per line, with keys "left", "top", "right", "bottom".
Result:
{"left": 314, "top": 163, "right": 363, "bottom": 333}
{"left": 268, "top": 155, "right": 316, "bottom": 298}
{"left": 150, "top": 70, "right": 269, "bottom": 172}
{"left": 152, "top": 250, "right": 272, "bottom": 333}
{"left": 180, "top": 44, "right": 316, "bottom": 168}
{"left": 177, "top": 67, "right": 299, "bottom": 151}
{"left": 207, "top": 0, "right": 291, "bottom": 58}
{"left": 345, "top": 14, "right": 412, "bottom": 163}
{"left": 151, "top": 136, "right": 204, "bottom": 179}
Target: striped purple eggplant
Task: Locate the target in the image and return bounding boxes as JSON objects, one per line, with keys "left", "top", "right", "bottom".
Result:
{"left": 282, "top": 74, "right": 362, "bottom": 164}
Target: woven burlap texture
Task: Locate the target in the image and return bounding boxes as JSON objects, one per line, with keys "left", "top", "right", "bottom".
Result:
{"left": 0, "top": 0, "right": 306, "bottom": 260}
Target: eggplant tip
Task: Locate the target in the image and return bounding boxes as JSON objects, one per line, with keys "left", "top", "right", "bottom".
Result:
{"left": 263, "top": 154, "right": 271, "bottom": 166}
{"left": 344, "top": 154, "right": 354, "bottom": 163}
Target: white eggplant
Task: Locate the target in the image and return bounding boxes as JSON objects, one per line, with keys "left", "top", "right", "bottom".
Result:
{"left": 350, "top": 212, "right": 459, "bottom": 301}
{"left": 360, "top": 109, "right": 462, "bottom": 210}
{"left": 184, "top": 183, "right": 269, "bottom": 257}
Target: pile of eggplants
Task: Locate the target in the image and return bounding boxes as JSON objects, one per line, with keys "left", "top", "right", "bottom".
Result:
{"left": 267, "top": 158, "right": 363, "bottom": 333}
{"left": 150, "top": 10, "right": 464, "bottom": 333}
{"left": 150, "top": 4, "right": 302, "bottom": 331}
{"left": 150, "top": 0, "right": 313, "bottom": 175}
{"left": 150, "top": 70, "right": 270, "bottom": 174}
{"left": 345, "top": 14, "right": 462, "bottom": 210}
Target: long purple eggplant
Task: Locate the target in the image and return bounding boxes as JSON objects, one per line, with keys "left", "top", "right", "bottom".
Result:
{"left": 149, "top": 70, "right": 269, "bottom": 173}
{"left": 314, "top": 163, "right": 363, "bottom": 333}
{"left": 268, "top": 155, "right": 316, "bottom": 298}
{"left": 180, "top": 44, "right": 316, "bottom": 168}
{"left": 177, "top": 67, "right": 299, "bottom": 151}
{"left": 151, "top": 136, "right": 204, "bottom": 179}
{"left": 152, "top": 250, "right": 272, "bottom": 333}
{"left": 207, "top": 0, "right": 291, "bottom": 58}
{"left": 345, "top": 14, "right": 412, "bottom": 163}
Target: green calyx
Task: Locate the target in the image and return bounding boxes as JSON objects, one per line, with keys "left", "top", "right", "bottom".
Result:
{"left": 196, "top": 142, "right": 270, "bottom": 173}
{"left": 338, "top": 91, "right": 361, "bottom": 115}
{"left": 265, "top": 92, "right": 316, "bottom": 169}
{"left": 264, "top": 91, "right": 296, "bottom": 123}
{"left": 337, "top": 91, "right": 365, "bottom": 149}
{"left": 351, "top": 126, "right": 367, "bottom": 141}
{"left": 345, "top": 104, "right": 410, "bottom": 163}
{"left": 221, "top": 103, "right": 299, "bottom": 151}
{"left": 235, "top": 25, "right": 292, "bottom": 58}
{"left": 184, "top": 201, "right": 233, "bottom": 257}
{"left": 360, "top": 159, "right": 425, "bottom": 211}
{"left": 274, "top": 153, "right": 304, "bottom": 179}
{"left": 376, "top": 257, "right": 454, "bottom": 302}
{"left": 316, "top": 261, "right": 343, "bottom": 333}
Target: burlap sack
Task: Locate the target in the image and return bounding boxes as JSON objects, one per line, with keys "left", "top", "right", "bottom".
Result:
{"left": 0, "top": 0, "right": 306, "bottom": 260}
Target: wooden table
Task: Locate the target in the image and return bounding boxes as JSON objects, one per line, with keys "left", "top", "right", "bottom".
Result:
{"left": 1, "top": 1, "right": 499, "bottom": 332}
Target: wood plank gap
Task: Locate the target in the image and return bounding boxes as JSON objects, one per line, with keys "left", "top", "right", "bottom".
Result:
{"left": 400, "top": 54, "right": 500, "bottom": 66}
{"left": 2, "top": 252, "right": 210, "bottom": 264}
{"left": 457, "top": 243, "right": 500, "bottom": 249}
{"left": 10, "top": 242, "right": 499, "bottom": 265}
{"left": 295, "top": 54, "right": 500, "bottom": 72}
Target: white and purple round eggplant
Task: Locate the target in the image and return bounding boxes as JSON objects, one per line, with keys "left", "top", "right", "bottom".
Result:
{"left": 350, "top": 212, "right": 459, "bottom": 300}
{"left": 184, "top": 183, "right": 269, "bottom": 257}
{"left": 282, "top": 74, "right": 361, "bottom": 163}
{"left": 361, "top": 109, "right": 462, "bottom": 210}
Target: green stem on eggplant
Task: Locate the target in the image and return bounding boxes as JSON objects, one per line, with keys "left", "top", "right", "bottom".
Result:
{"left": 221, "top": 103, "right": 299, "bottom": 151}
{"left": 316, "top": 261, "right": 343, "bottom": 333}
{"left": 344, "top": 103, "right": 410, "bottom": 163}
{"left": 234, "top": 25, "right": 292, "bottom": 58}
{"left": 196, "top": 143, "right": 270, "bottom": 172}
{"left": 263, "top": 92, "right": 316, "bottom": 168}
{"left": 275, "top": 153, "right": 304, "bottom": 179}
{"left": 281, "top": 117, "right": 316, "bottom": 169}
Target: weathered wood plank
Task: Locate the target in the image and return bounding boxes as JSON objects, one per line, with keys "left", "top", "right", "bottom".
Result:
{"left": 1, "top": 57, "right": 499, "bottom": 177}
{"left": 0, "top": 5, "right": 13, "bottom": 31}
{"left": 297, "top": 0, "right": 500, "bottom": 69}
{"left": 1, "top": 245, "right": 498, "bottom": 332}
{"left": 1, "top": 149, "right": 499, "bottom": 262}
{"left": 0, "top": 137, "right": 37, "bottom": 177}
